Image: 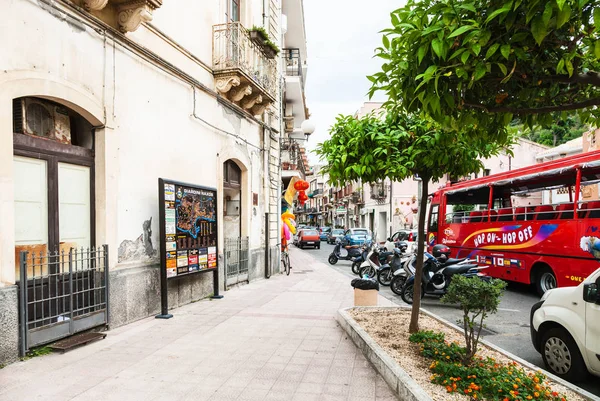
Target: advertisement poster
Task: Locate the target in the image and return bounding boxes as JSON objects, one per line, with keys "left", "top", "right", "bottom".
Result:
{"left": 160, "top": 180, "right": 218, "bottom": 279}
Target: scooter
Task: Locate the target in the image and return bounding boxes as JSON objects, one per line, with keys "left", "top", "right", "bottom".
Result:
{"left": 390, "top": 252, "right": 474, "bottom": 295}
{"left": 328, "top": 238, "right": 362, "bottom": 265}
{"left": 377, "top": 242, "right": 411, "bottom": 286}
{"left": 359, "top": 243, "right": 393, "bottom": 279}
{"left": 400, "top": 252, "right": 487, "bottom": 304}
{"left": 351, "top": 241, "right": 387, "bottom": 275}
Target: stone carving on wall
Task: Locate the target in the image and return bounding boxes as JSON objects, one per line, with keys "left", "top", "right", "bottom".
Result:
{"left": 84, "top": 0, "right": 109, "bottom": 11}
{"left": 83, "top": 0, "right": 163, "bottom": 33}
{"left": 251, "top": 101, "right": 271, "bottom": 116}
{"left": 242, "top": 94, "right": 262, "bottom": 110}
{"left": 215, "top": 76, "right": 241, "bottom": 94}
{"left": 229, "top": 85, "right": 252, "bottom": 102}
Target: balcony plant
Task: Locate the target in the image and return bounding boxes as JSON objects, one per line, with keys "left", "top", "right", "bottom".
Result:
{"left": 249, "top": 26, "right": 268, "bottom": 47}
{"left": 263, "top": 40, "right": 280, "bottom": 59}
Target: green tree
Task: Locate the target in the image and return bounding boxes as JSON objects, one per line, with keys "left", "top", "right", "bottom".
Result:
{"left": 519, "top": 115, "right": 587, "bottom": 146}
{"left": 368, "top": 0, "right": 600, "bottom": 131}
{"left": 317, "top": 113, "right": 510, "bottom": 333}
{"left": 441, "top": 275, "right": 507, "bottom": 366}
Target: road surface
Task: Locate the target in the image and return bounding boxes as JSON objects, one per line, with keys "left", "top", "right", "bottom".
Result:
{"left": 299, "top": 241, "right": 600, "bottom": 397}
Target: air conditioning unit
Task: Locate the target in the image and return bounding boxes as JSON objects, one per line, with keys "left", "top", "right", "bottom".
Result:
{"left": 13, "top": 98, "right": 71, "bottom": 144}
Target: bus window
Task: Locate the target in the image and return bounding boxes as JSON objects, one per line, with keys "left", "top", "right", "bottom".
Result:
{"left": 429, "top": 205, "right": 439, "bottom": 233}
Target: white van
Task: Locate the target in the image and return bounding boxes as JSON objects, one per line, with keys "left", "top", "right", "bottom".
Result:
{"left": 530, "top": 267, "right": 600, "bottom": 381}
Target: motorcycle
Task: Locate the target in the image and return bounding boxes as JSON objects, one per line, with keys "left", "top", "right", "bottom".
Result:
{"left": 328, "top": 238, "right": 362, "bottom": 265}
{"left": 377, "top": 242, "right": 411, "bottom": 286}
{"left": 350, "top": 243, "right": 370, "bottom": 274}
{"left": 400, "top": 246, "right": 487, "bottom": 304}
{"left": 390, "top": 252, "right": 474, "bottom": 295}
{"left": 359, "top": 243, "right": 393, "bottom": 279}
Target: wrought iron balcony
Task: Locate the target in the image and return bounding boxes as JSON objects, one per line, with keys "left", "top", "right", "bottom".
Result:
{"left": 213, "top": 22, "right": 277, "bottom": 115}
{"left": 283, "top": 48, "right": 303, "bottom": 84}
{"left": 371, "top": 182, "right": 388, "bottom": 202}
{"left": 351, "top": 191, "right": 364, "bottom": 204}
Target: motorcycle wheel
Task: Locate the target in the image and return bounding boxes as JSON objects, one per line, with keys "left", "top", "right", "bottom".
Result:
{"left": 401, "top": 283, "right": 424, "bottom": 305}
{"left": 360, "top": 266, "right": 376, "bottom": 279}
{"left": 328, "top": 254, "right": 338, "bottom": 265}
{"left": 351, "top": 261, "right": 361, "bottom": 275}
{"left": 377, "top": 268, "right": 392, "bottom": 286}
{"left": 390, "top": 275, "right": 406, "bottom": 296}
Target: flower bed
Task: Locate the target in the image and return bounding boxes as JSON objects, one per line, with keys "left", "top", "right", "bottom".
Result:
{"left": 348, "top": 308, "right": 585, "bottom": 401}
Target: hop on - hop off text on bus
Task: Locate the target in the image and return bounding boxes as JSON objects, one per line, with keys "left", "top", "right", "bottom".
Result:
{"left": 427, "top": 149, "right": 600, "bottom": 295}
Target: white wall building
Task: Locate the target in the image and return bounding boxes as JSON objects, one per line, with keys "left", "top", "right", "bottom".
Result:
{"left": 0, "top": 0, "right": 309, "bottom": 365}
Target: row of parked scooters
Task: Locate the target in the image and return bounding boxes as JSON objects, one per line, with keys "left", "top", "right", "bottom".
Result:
{"left": 328, "top": 238, "right": 489, "bottom": 303}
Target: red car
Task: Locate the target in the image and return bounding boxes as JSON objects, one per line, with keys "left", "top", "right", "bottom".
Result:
{"left": 297, "top": 229, "right": 320, "bottom": 249}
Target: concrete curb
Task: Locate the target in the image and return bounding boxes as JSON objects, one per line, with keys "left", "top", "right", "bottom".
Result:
{"left": 337, "top": 308, "right": 433, "bottom": 401}
{"left": 338, "top": 306, "right": 598, "bottom": 401}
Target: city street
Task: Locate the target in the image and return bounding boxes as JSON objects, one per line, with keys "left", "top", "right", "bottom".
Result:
{"left": 299, "top": 241, "right": 600, "bottom": 397}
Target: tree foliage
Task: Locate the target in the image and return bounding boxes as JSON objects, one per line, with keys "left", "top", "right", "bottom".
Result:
{"left": 512, "top": 115, "right": 588, "bottom": 146}
{"left": 441, "top": 275, "right": 507, "bottom": 366}
{"left": 317, "top": 113, "right": 511, "bottom": 332}
{"left": 317, "top": 113, "right": 509, "bottom": 185}
{"left": 369, "top": 0, "right": 600, "bottom": 131}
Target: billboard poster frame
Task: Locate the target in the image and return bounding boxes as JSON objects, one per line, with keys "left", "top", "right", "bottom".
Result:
{"left": 157, "top": 178, "right": 223, "bottom": 319}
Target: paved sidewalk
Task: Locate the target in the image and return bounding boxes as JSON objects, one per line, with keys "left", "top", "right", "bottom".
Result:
{"left": 0, "top": 248, "right": 397, "bottom": 401}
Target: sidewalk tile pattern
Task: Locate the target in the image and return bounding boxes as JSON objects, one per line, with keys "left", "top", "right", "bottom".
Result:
{"left": 0, "top": 248, "right": 397, "bottom": 401}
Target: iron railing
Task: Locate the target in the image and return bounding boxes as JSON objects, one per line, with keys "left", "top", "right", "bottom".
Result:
{"left": 18, "top": 246, "right": 108, "bottom": 354}
{"left": 224, "top": 237, "right": 249, "bottom": 287}
{"left": 283, "top": 48, "right": 303, "bottom": 85}
{"left": 371, "top": 182, "right": 388, "bottom": 200}
{"left": 213, "top": 22, "right": 278, "bottom": 99}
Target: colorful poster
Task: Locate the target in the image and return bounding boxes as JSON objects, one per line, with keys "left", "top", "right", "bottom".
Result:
{"left": 165, "top": 184, "right": 175, "bottom": 201}
{"left": 208, "top": 246, "right": 217, "bottom": 269}
{"left": 188, "top": 249, "right": 199, "bottom": 272}
{"left": 161, "top": 180, "right": 218, "bottom": 278}
{"left": 177, "top": 250, "right": 188, "bottom": 267}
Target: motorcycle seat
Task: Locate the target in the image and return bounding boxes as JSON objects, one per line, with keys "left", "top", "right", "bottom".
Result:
{"left": 444, "top": 264, "right": 478, "bottom": 275}
{"left": 345, "top": 245, "right": 359, "bottom": 249}
{"left": 441, "top": 257, "right": 468, "bottom": 266}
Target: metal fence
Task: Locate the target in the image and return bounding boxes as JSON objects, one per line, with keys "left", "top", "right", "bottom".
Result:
{"left": 212, "top": 22, "right": 277, "bottom": 99}
{"left": 18, "top": 246, "right": 108, "bottom": 355}
{"left": 224, "top": 237, "right": 249, "bottom": 288}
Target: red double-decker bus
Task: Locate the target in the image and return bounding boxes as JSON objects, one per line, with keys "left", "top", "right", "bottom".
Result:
{"left": 427, "top": 149, "right": 600, "bottom": 295}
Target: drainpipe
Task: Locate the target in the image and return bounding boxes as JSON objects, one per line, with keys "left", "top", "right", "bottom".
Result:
{"left": 389, "top": 180, "right": 393, "bottom": 237}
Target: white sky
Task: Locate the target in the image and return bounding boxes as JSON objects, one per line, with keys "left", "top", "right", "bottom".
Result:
{"left": 302, "top": 0, "right": 404, "bottom": 163}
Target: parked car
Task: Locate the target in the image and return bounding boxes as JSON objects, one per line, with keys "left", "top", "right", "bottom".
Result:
{"left": 530, "top": 267, "right": 600, "bottom": 381}
{"left": 389, "top": 229, "right": 424, "bottom": 252}
{"left": 297, "top": 229, "right": 321, "bottom": 249}
{"left": 327, "top": 228, "right": 345, "bottom": 244}
{"left": 342, "top": 228, "right": 372, "bottom": 246}
{"left": 319, "top": 227, "right": 331, "bottom": 241}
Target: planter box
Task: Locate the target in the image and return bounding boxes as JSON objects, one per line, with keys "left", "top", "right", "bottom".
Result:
{"left": 263, "top": 46, "right": 277, "bottom": 59}
{"left": 337, "top": 306, "right": 596, "bottom": 401}
{"left": 249, "top": 31, "right": 266, "bottom": 47}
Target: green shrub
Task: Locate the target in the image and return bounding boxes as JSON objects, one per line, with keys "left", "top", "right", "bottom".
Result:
{"left": 441, "top": 275, "right": 507, "bottom": 366}
{"left": 410, "top": 329, "right": 569, "bottom": 400}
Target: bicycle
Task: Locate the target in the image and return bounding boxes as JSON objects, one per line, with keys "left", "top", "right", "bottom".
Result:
{"left": 280, "top": 243, "right": 291, "bottom": 276}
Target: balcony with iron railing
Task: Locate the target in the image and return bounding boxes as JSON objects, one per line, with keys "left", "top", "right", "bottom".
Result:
{"left": 213, "top": 22, "right": 277, "bottom": 116}
{"left": 283, "top": 48, "right": 304, "bottom": 85}
{"left": 371, "top": 182, "right": 388, "bottom": 203}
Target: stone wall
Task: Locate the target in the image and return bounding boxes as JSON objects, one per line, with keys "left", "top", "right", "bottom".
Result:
{"left": 0, "top": 286, "right": 19, "bottom": 366}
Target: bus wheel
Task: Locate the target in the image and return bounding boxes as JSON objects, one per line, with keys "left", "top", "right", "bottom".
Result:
{"left": 536, "top": 267, "right": 557, "bottom": 296}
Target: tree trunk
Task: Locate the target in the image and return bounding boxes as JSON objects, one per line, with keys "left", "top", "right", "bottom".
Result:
{"left": 409, "top": 175, "right": 430, "bottom": 333}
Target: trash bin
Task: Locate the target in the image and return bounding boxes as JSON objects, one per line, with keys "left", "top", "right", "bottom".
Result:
{"left": 351, "top": 278, "right": 379, "bottom": 306}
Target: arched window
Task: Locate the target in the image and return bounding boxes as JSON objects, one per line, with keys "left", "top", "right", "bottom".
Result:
{"left": 12, "top": 97, "right": 95, "bottom": 258}
{"left": 223, "top": 160, "right": 241, "bottom": 189}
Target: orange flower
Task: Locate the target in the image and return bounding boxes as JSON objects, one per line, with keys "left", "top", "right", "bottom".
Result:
{"left": 503, "top": 398, "right": 509, "bottom": 401}
{"left": 446, "top": 386, "right": 453, "bottom": 393}
{"left": 534, "top": 384, "right": 541, "bottom": 391}
{"left": 561, "top": 398, "right": 566, "bottom": 401}
{"left": 534, "top": 392, "right": 540, "bottom": 397}
{"left": 446, "top": 356, "right": 450, "bottom": 359}
{"left": 552, "top": 392, "right": 558, "bottom": 397}
{"left": 473, "top": 395, "right": 478, "bottom": 399}
{"left": 533, "top": 376, "right": 540, "bottom": 383}
{"left": 527, "top": 396, "right": 532, "bottom": 400}
{"left": 513, "top": 384, "right": 519, "bottom": 389}
{"left": 453, "top": 383, "right": 457, "bottom": 390}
